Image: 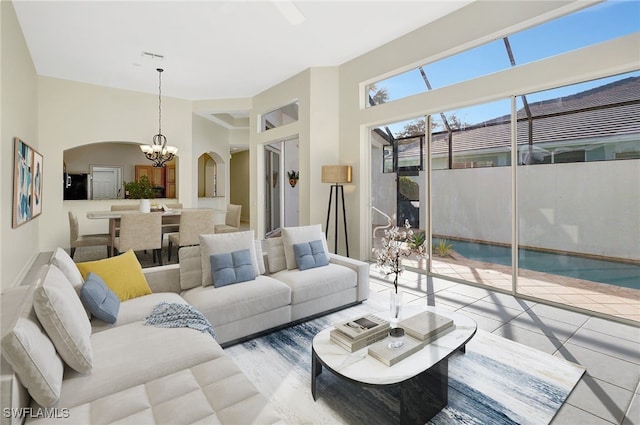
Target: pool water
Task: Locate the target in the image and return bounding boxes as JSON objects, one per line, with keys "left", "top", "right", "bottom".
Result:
{"left": 434, "top": 238, "right": 640, "bottom": 290}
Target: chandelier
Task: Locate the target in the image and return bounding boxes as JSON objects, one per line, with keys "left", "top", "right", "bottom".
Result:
{"left": 140, "top": 68, "right": 178, "bottom": 167}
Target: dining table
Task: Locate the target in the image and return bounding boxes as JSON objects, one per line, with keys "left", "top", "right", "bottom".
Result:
{"left": 87, "top": 208, "right": 226, "bottom": 257}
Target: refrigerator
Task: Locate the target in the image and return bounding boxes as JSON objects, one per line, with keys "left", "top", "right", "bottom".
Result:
{"left": 64, "top": 173, "right": 91, "bottom": 200}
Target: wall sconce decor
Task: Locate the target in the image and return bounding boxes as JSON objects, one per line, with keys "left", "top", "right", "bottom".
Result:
{"left": 288, "top": 170, "right": 299, "bottom": 187}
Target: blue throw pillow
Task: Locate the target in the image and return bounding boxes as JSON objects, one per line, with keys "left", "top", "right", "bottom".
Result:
{"left": 80, "top": 272, "right": 120, "bottom": 324}
{"left": 293, "top": 240, "right": 329, "bottom": 271}
{"left": 210, "top": 249, "right": 256, "bottom": 288}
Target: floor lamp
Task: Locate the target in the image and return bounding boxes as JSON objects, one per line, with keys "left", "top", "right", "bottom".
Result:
{"left": 322, "top": 165, "right": 352, "bottom": 257}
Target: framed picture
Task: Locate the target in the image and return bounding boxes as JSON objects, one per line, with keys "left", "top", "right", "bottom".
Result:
{"left": 32, "top": 149, "right": 43, "bottom": 218}
{"left": 12, "top": 137, "right": 43, "bottom": 228}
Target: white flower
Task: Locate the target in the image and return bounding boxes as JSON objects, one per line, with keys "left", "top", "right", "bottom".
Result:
{"left": 375, "top": 216, "right": 427, "bottom": 292}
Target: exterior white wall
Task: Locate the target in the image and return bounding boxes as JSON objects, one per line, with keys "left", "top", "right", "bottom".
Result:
{"left": 431, "top": 160, "right": 640, "bottom": 261}
{"left": 1, "top": 1, "right": 40, "bottom": 290}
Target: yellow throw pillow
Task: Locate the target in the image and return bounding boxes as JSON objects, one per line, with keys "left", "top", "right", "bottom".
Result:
{"left": 76, "top": 250, "right": 152, "bottom": 301}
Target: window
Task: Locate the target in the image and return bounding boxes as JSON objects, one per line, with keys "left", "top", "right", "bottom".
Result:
{"left": 366, "top": 0, "right": 639, "bottom": 107}
{"left": 260, "top": 101, "right": 299, "bottom": 132}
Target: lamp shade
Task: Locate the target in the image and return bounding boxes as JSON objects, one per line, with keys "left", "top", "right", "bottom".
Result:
{"left": 321, "top": 165, "right": 352, "bottom": 184}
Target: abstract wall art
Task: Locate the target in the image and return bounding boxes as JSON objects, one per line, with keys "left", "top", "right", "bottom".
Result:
{"left": 12, "top": 137, "right": 43, "bottom": 228}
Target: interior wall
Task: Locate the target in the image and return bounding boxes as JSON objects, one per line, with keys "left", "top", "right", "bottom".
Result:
{"left": 283, "top": 138, "right": 299, "bottom": 227}
{"left": 230, "top": 150, "right": 250, "bottom": 222}
{"left": 1, "top": 1, "right": 39, "bottom": 290}
{"left": 251, "top": 67, "right": 340, "bottom": 241}
{"left": 37, "top": 76, "right": 193, "bottom": 252}
{"left": 192, "top": 114, "right": 230, "bottom": 212}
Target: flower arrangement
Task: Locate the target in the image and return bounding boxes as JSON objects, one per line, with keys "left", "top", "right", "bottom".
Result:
{"left": 375, "top": 216, "right": 427, "bottom": 294}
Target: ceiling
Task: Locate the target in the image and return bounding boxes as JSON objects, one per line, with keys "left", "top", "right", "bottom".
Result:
{"left": 13, "top": 0, "right": 472, "bottom": 101}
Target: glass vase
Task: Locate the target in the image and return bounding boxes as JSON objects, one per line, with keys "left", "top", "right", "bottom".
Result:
{"left": 389, "top": 289, "right": 403, "bottom": 328}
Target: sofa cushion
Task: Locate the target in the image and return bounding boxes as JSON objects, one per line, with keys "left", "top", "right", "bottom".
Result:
{"left": 181, "top": 276, "right": 291, "bottom": 327}
{"left": 272, "top": 263, "right": 357, "bottom": 304}
{"left": 56, "top": 321, "right": 225, "bottom": 408}
{"left": 26, "top": 357, "right": 283, "bottom": 425}
{"left": 33, "top": 265, "right": 93, "bottom": 373}
{"left": 179, "top": 246, "right": 202, "bottom": 290}
{"left": 1, "top": 282, "right": 64, "bottom": 407}
{"left": 91, "top": 292, "right": 188, "bottom": 333}
{"left": 293, "top": 240, "right": 329, "bottom": 271}
{"left": 262, "top": 237, "right": 286, "bottom": 273}
{"left": 50, "top": 247, "right": 90, "bottom": 319}
{"left": 281, "top": 225, "right": 329, "bottom": 270}
{"left": 200, "top": 231, "right": 261, "bottom": 287}
{"left": 211, "top": 249, "right": 256, "bottom": 287}
{"left": 80, "top": 273, "right": 120, "bottom": 324}
{"left": 76, "top": 250, "right": 152, "bottom": 301}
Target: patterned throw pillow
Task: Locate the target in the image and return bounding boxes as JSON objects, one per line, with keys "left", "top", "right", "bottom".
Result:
{"left": 293, "top": 240, "right": 330, "bottom": 271}
{"left": 210, "top": 249, "right": 256, "bottom": 287}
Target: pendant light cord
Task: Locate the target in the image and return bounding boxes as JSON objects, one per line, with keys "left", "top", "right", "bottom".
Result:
{"left": 157, "top": 68, "right": 163, "bottom": 137}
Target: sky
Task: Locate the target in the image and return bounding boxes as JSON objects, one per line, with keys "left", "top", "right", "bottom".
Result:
{"left": 376, "top": 0, "right": 639, "bottom": 135}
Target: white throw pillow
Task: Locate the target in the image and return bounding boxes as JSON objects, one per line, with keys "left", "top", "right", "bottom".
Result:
{"left": 49, "top": 247, "right": 90, "bottom": 318}
{"left": 1, "top": 283, "right": 64, "bottom": 407}
{"left": 281, "top": 225, "right": 329, "bottom": 270}
{"left": 262, "top": 237, "right": 287, "bottom": 273}
{"left": 254, "top": 239, "right": 266, "bottom": 275}
{"left": 199, "top": 231, "right": 261, "bottom": 287}
{"left": 33, "top": 265, "right": 93, "bottom": 373}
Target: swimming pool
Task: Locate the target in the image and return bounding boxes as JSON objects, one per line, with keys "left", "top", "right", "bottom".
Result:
{"left": 433, "top": 238, "right": 640, "bottom": 290}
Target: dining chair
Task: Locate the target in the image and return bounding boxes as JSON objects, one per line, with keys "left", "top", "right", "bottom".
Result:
{"left": 161, "top": 203, "right": 183, "bottom": 237}
{"left": 214, "top": 204, "right": 242, "bottom": 233}
{"left": 113, "top": 212, "right": 163, "bottom": 265}
{"left": 68, "top": 211, "right": 111, "bottom": 258}
{"left": 167, "top": 209, "right": 215, "bottom": 261}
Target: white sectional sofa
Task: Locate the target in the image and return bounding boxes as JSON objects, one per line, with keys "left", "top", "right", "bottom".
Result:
{"left": 1, "top": 225, "right": 369, "bottom": 425}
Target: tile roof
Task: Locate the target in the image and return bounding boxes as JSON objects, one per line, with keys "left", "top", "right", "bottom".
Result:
{"left": 429, "top": 76, "right": 640, "bottom": 155}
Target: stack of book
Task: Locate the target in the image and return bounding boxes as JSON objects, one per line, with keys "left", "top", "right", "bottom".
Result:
{"left": 368, "top": 311, "right": 455, "bottom": 366}
{"left": 329, "top": 314, "right": 390, "bottom": 352}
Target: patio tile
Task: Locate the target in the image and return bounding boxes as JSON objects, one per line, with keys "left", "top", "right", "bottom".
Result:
{"left": 582, "top": 316, "right": 640, "bottom": 344}
{"left": 566, "top": 327, "right": 640, "bottom": 365}
{"left": 508, "top": 311, "right": 581, "bottom": 342}
{"left": 562, "top": 375, "right": 634, "bottom": 425}
{"left": 528, "top": 303, "right": 591, "bottom": 327}
{"left": 493, "top": 323, "right": 564, "bottom": 355}
{"left": 552, "top": 403, "right": 615, "bottom": 425}
{"left": 454, "top": 309, "right": 504, "bottom": 333}
{"left": 462, "top": 299, "right": 523, "bottom": 323}
{"left": 443, "top": 283, "right": 493, "bottom": 300}
{"left": 433, "top": 290, "right": 478, "bottom": 310}
{"left": 554, "top": 342, "right": 639, "bottom": 392}
{"left": 481, "top": 291, "right": 537, "bottom": 311}
{"left": 622, "top": 394, "right": 640, "bottom": 425}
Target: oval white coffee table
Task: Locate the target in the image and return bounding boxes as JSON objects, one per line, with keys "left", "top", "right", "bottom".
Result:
{"left": 311, "top": 305, "right": 477, "bottom": 424}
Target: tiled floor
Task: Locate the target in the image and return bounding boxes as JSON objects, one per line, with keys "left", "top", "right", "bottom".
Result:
{"left": 371, "top": 268, "right": 640, "bottom": 425}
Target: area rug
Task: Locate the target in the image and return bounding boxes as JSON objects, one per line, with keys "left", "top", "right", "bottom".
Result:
{"left": 226, "top": 301, "right": 585, "bottom": 425}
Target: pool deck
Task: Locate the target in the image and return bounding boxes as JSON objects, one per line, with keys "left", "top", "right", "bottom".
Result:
{"left": 398, "top": 254, "right": 640, "bottom": 324}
